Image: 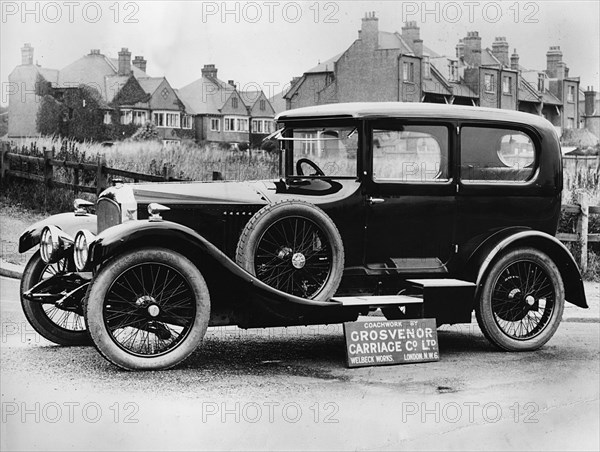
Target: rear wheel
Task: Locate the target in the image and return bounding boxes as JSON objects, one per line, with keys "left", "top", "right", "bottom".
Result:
{"left": 236, "top": 201, "right": 344, "bottom": 300}
{"left": 84, "top": 248, "right": 210, "bottom": 370}
{"left": 20, "top": 251, "right": 90, "bottom": 346}
{"left": 476, "top": 247, "right": 565, "bottom": 351}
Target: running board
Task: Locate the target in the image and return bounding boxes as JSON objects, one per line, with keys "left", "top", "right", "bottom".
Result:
{"left": 332, "top": 295, "right": 423, "bottom": 307}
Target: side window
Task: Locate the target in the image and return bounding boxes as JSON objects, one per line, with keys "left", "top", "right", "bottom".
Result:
{"left": 372, "top": 125, "right": 449, "bottom": 182}
{"left": 461, "top": 127, "right": 536, "bottom": 183}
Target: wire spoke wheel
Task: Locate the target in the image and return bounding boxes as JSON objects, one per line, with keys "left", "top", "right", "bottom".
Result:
{"left": 104, "top": 263, "right": 196, "bottom": 357}
{"left": 40, "top": 259, "right": 87, "bottom": 333}
{"left": 20, "top": 251, "right": 91, "bottom": 345}
{"left": 255, "top": 216, "right": 333, "bottom": 298}
{"left": 476, "top": 247, "right": 565, "bottom": 351}
{"left": 236, "top": 201, "right": 344, "bottom": 301}
{"left": 85, "top": 248, "right": 210, "bottom": 370}
{"left": 491, "top": 260, "right": 555, "bottom": 340}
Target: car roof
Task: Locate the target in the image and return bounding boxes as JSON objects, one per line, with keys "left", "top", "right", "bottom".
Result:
{"left": 276, "top": 102, "right": 554, "bottom": 130}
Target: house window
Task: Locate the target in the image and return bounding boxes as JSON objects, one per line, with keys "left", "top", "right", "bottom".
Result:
{"left": 232, "top": 97, "right": 238, "bottom": 109}
{"left": 182, "top": 115, "right": 192, "bottom": 129}
{"left": 567, "top": 117, "right": 574, "bottom": 129}
{"left": 403, "top": 62, "right": 414, "bottom": 82}
{"left": 484, "top": 74, "right": 496, "bottom": 93}
{"left": 133, "top": 110, "right": 147, "bottom": 126}
{"left": 502, "top": 76, "right": 512, "bottom": 94}
{"left": 103, "top": 112, "right": 112, "bottom": 125}
{"left": 422, "top": 56, "right": 430, "bottom": 78}
{"left": 263, "top": 120, "right": 272, "bottom": 134}
{"left": 120, "top": 110, "right": 133, "bottom": 125}
{"left": 538, "top": 73, "right": 545, "bottom": 92}
{"left": 153, "top": 111, "right": 180, "bottom": 128}
{"left": 260, "top": 100, "right": 266, "bottom": 111}
{"left": 449, "top": 61, "right": 458, "bottom": 82}
{"left": 252, "top": 120, "right": 263, "bottom": 133}
{"left": 224, "top": 116, "right": 249, "bottom": 132}
{"left": 210, "top": 118, "right": 220, "bottom": 131}
{"left": 568, "top": 86, "right": 575, "bottom": 102}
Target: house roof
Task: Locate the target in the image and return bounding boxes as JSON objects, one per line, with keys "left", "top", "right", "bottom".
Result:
{"left": 541, "top": 90, "right": 562, "bottom": 105}
{"left": 518, "top": 79, "right": 540, "bottom": 103}
{"left": 239, "top": 90, "right": 263, "bottom": 107}
{"left": 306, "top": 53, "right": 343, "bottom": 73}
{"left": 56, "top": 52, "right": 148, "bottom": 102}
{"left": 449, "top": 82, "right": 478, "bottom": 98}
{"left": 481, "top": 48, "right": 503, "bottom": 66}
{"left": 269, "top": 91, "right": 287, "bottom": 114}
{"left": 137, "top": 77, "right": 164, "bottom": 96}
{"left": 178, "top": 76, "right": 235, "bottom": 115}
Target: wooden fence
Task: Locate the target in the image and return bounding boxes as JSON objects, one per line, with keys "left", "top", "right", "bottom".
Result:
{"left": 1, "top": 142, "right": 598, "bottom": 272}
{"left": 0, "top": 142, "right": 182, "bottom": 195}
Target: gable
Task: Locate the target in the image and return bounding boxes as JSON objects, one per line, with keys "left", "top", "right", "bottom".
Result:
{"left": 111, "top": 76, "right": 150, "bottom": 107}
{"left": 221, "top": 91, "right": 248, "bottom": 115}
{"left": 148, "top": 79, "right": 183, "bottom": 111}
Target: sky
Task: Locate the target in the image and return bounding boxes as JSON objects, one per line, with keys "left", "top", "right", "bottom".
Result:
{"left": 1, "top": 0, "right": 599, "bottom": 105}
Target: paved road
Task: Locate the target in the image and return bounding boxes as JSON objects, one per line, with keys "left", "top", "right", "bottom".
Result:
{"left": 1, "top": 276, "right": 599, "bottom": 451}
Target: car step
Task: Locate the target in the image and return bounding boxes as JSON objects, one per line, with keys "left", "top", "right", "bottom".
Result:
{"left": 407, "top": 279, "right": 476, "bottom": 288}
{"left": 331, "top": 294, "right": 423, "bottom": 307}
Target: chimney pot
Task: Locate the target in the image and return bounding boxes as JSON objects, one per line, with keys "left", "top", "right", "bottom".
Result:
{"left": 132, "top": 55, "right": 147, "bottom": 73}
{"left": 21, "top": 43, "right": 34, "bottom": 65}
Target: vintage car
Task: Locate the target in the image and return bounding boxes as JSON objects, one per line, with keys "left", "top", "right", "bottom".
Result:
{"left": 19, "top": 103, "right": 588, "bottom": 370}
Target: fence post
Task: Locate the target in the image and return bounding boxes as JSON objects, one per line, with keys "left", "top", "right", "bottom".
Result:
{"left": 0, "top": 142, "right": 10, "bottom": 182}
{"left": 576, "top": 190, "right": 589, "bottom": 273}
{"left": 97, "top": 156, "right": 108, "bottom": 195}
{"left": 162, "top": 163, "right": 173, "bottom": 181}
{"left": 43, "top": 147, "right": 53, "bottom": 188}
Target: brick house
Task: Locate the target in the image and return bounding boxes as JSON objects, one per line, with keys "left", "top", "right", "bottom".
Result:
{"left": 284, "top": 13, "right": 580, "bottom": 137}
{"left": 178, "top": 64, "right": 276, "bottom": 147}
{"left": 8, "top": 44, "right": 192, "bottom": 144}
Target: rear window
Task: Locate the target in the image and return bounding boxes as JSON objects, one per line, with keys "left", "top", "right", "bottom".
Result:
{"left": 461, "top": 127, "right": 536, "bottom": 183}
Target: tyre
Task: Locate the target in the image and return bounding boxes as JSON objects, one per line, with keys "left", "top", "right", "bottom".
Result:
{"left": 476, "top": 247, "right": 565, "bottom": 351}
{"left": 236, "top": 200, "right": 344, "bottom": 300}
{"left": 20, "top": 251, "right": 90, "bottom": 346}
{"left": 84, "top": 248, "right": 210, "bottom": 370}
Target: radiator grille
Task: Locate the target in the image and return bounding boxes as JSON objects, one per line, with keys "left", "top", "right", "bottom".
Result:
{"left": 97, "top": 198, "right": 121, "bottom": 233}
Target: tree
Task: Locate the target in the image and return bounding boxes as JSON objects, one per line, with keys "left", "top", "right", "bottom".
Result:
{"left": 37, "top": 95, "right": 66, "bottom": 136}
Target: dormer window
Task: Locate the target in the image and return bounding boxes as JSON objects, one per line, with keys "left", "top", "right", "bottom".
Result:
{"left": 423, "top": 56, "right": 430, "bottom": 79}
{"left": 538, "top": 73, "right": 545, "bottom": 92}
{"left": 449, "top": 60, "right": 458, "bottom": 82}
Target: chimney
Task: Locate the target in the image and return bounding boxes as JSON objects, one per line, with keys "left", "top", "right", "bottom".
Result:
{"left": 556, "top": 61, "right": 566, "bottom": 79}
{"left": 201, "top": 64, "right": 218, "bottom": 78}
{"left": 584, "top": 87, "right": 597, "bottom": 116}
{"left": 510, "top": 48, "right": 520, "bottom": 71}
{"left": 401, "top": 21, "right": 420, "bottom": 46}
{"left": 463, "top": 32, "right": 481, "bottom": 67}
{"left": 456, "top": 39, "right": 465, "bottom": 60}
{"left": 118, "top": 47, "right": 131, "bottom": 76}
{"left": 21, "top": 43, "right": 34, "bottom": 65}
{"left": 89, "top": 49, "right": 101, "bottom": 55}
{"left": 132, "top": 56, "right": 147, "bottom": 73}
{"left": 413, "top": 39, "right": 423, "bottom": 57}
{"left": 491, "top": 36, "right": 509, "bottom": 66}
{"left": 546, "top": 46, "right": 562, "bottom": 78}
{"left": 228, "top": 80, "right": 235, "bottom": 87}
{"left": 360, "top": 11, "right": 379, "bottom": 48}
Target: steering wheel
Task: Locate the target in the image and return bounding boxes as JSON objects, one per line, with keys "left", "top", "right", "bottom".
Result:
{"left": 296, "top": 158, "right": 325, "bottom": 176}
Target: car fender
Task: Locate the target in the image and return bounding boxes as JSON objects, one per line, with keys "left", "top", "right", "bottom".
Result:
{"left": 19, "top": 213, "right": 97, "bottom": 253}
{"left": 462, "top": 228, "right": 588, "bottom": 309}
{"left": 88, "top": 220, "right": 340, "bottom": 309}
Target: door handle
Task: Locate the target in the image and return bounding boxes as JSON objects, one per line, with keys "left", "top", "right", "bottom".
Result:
{"left": 368, "top": 197, "right": 385, "bottom": 205}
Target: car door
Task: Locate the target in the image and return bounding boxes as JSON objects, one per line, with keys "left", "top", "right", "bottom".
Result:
{"left": 363, "top": 120, "right": 457, "bottom": 272}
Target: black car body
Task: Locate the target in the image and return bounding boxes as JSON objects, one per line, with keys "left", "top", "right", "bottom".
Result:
{"left": 19, "top": 103, "right": 588, "bottom": 370}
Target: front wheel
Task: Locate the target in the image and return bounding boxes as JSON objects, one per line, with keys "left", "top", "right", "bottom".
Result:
{"left": 476, "top": 247, "right": 565, "bottom": 351}
{"left": 84, "top": 248, "right": 210, "bottom": 370}
{"left": 20, "top": 251, "right": 90, "bottom": 346}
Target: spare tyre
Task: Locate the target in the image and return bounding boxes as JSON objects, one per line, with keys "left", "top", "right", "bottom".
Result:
{"left": 235, "top": 200, "right": 344, "bottom": 300}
